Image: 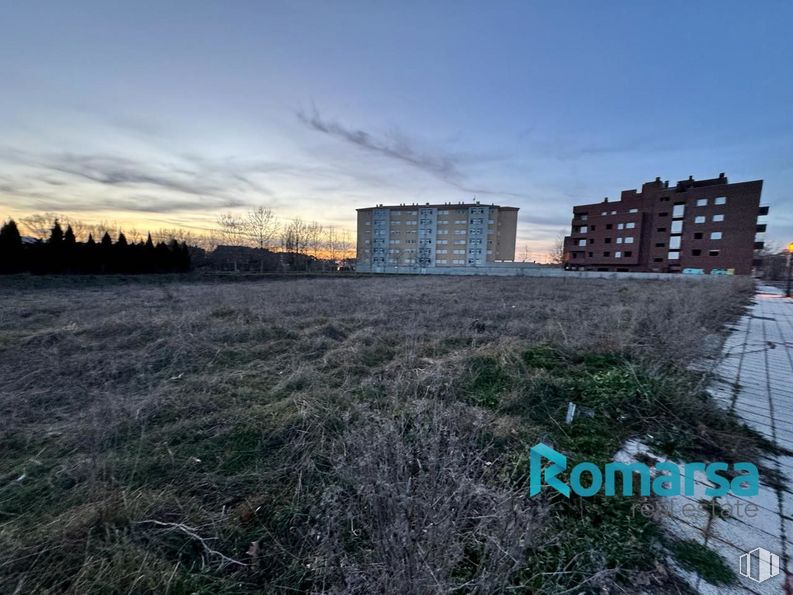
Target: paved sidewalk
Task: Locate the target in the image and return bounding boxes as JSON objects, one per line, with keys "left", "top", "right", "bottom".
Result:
{"left": 671, "top": 285, "right": 793, "bottom": 594}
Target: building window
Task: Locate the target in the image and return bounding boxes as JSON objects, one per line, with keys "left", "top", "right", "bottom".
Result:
{"left": 624, "top": 251, "right": 632, "bottom": 257}
{"left": 659, "top": 212, "right": 669, "bottom": 217}
{"left": 625, "top": 222, "right": 636, "bottom": 229}
{"left": 660, "top": 196, "right": 670, "bottom": 202}
{"left": 672, "top": 204, "right": 685, "bottom": 218}
{"left": 580, "top": 226, "right": 588, "bottom": 233}
{"left": 616, "top": 237, "right": 623, "bottom": 244}
{"left": 615, "top": 251, "right": 622, "bottom": 258}
{"left": 696, "top": 198, "right": 708, "bottom": 207}
{"left": 617, "top": 223, "right": 624, "bottom": 230}
{"left": 588, "top": 252, "right": 593, "bottom": 257}
{"left": 671, "top": 221, "right": 683, "bottom": 233}
{"left": 624, "top": 237, "right": 634, "bottom": 244}
{"left": 694, "top": 232, "right": 703, "bottom": 239}
{"left": 578, "top": 239, "right": 586, "bottom": 246}
{"left": 629, "top": 208, "right": 638, "bottom": 213}
{"left": 589, "top": 239, "right": 595, "bottom": 244}
{"left": 657, "top": 227, "right": 667, "bottom": 232}
{"left": 604, "top": 238, "right": 611, "bottom": 243}
{"left": 712, "top": 214, "right": 724, "bottom": 222}
{"left": 653, "top": 257, "right": 664, "bottom": 262}
{"left": 669, "top": 236, "right": 681, "bottom": 249}
{"left": 714, "top": 196, "right": 727, "bottom": 205}
{"left": 603, "top": 251, "right": 610, "bottom": 257}
{"left": 606, "top": 224, "right": 613, "bottom": 230}
{"left": 709, "top": 249, "right": 720, "bottom": 256}
{"left": 668, "top": 250, "right": 680, "bottom": 260}
{"left": 655, "top": 242, "right": 665, "bottom": 247}
{"left": 692, "top": 249, "right": 702, "bottom": 256}
{"left": 710, "top": 232, "right": 722, "bottom": 240}
{"left": 580, "top": 214, "right": 588, "bottom": 221}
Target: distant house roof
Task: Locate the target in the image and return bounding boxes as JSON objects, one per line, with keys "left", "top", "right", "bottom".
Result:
{"left": 212, "top": 245, "right": 270, "bottom": 256}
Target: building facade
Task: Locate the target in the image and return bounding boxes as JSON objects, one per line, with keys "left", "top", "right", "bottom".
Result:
{"left": 356, "top": 202, "right": 518, "bottom": 272}
{"left": 563, "top": 174, "right": 767, "bottom": 275}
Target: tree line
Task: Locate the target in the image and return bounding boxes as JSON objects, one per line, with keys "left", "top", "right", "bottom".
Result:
{"left": 215, "top": 207, "right": 354, "bottom": 260}
{"left": 14, "top": 209, "right": 356, "bottom": 260}
{"left": 0, "top": 219, "right": 190, "bottom": 274}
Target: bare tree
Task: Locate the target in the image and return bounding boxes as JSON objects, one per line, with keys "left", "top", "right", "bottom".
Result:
{"left": 546, "top": 230, "right": 566, "bottom": 267}
{"left": 216, "top": 213, "right": 244, "bottom": 246}
{"left": 304, "top": 221, "right": 324, "bottom": 257}
{"left": 243, "top": 207, "right": 279, "bottom": 251}
{"left": 755, "top": 241, "right": 788, "bottom": 280}
{"left": 324, "top": 227, "right": 355, "bottom": 264}
{"left": 19, "top": 213, "right": 58, "bottom": 240}
{"left": 519, "top": 244, "right": 532, "bottom": 263}
{"left": 281, "top": 218, "right": 308, "bottom": 255}
{"left": 19, "top": 213, "right": 98, "bottom": 241}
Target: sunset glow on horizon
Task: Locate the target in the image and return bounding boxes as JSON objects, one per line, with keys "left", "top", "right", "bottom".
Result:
{"left": 2, "top": 1, "right": 792, "bottom": 260}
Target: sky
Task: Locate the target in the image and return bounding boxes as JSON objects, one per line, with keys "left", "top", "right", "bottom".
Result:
{"left": 1, "top": 0, "right": 792, "bottom": 258}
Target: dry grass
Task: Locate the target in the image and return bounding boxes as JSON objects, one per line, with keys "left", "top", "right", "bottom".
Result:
{"left": 0, "top": 274, "right": 756, "bottom": 593}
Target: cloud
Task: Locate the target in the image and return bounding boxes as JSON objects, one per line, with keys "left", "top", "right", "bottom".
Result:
{"left": 0, "top": 148, "right": 288, "bottom": 214}
{"left": 297, "top": 107, "right": 462, "bottom": 179}
{"left": 296, "top": 106, "right": 530, "bottom": 199}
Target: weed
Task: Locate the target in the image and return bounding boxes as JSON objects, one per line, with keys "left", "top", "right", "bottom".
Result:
{"left": 668, "top": 538, "right": 736, "bottom": 585}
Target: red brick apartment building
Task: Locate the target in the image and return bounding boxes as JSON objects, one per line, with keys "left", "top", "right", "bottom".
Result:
{"left": 563, "top": 174, "right": 768, "bottom": 275}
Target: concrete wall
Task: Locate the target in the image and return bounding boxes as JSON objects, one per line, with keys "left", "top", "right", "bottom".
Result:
{"left": 356, "top": 262, "right": 738, "bottom": 280}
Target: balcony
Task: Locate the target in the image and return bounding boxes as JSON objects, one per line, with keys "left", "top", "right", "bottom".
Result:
{"left": 758, "top": 205, "right": 770, "bottom": 216}
{"left": 756, "top": 223, "right": 767, "bottom": 233}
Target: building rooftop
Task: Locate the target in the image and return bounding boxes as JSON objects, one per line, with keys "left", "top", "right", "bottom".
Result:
{"left": 572, "top": 173, "right": 762, "bottom": 210}
{"left": 357, "top": 202, "right": 518, "bottom": 211}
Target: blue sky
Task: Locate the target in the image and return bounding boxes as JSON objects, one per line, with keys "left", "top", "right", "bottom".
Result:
{"left": 1, "top": 0, "right": 791, "bottom": 256}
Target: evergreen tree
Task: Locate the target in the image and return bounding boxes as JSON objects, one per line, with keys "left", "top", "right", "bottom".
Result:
{"left": 83, "top": 233, "right": 98, "bottom": 273}
{"left": 63, "top": 225, "right": 77, "bottom": 272}
{"left": 155, "top": 241, "right": 170, "bottom": 272}
{"left": 179, "top": 241, "right": 192, "bottom": 271}
{"left": 0, "top": 219, "right": 23, "bottom": 273}
{"left": 99, "top": 232, "right": 113, "bottom": 273}
{"left": 48, "top": 220, "right": 65, "bottom": 272}
{"left": 49, "top": 221, "right": 64, "bottom": 244}
{"left": 115, "top": 232, "right": 130, "bottom": 272}
{"left": 144, "top": 233, "right": 156, "bottom": 273}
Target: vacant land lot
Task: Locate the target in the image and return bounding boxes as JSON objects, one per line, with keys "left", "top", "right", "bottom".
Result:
{"left": 0, "top": 275, "right": 768, "bottom": 593}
